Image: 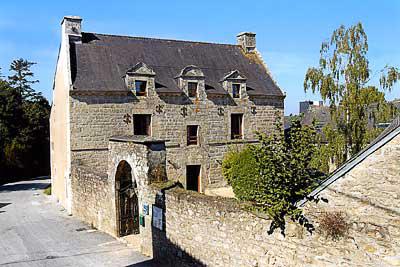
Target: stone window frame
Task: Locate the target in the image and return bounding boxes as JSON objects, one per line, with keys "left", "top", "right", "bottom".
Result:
{"left": 187, "top": 125, "right": 200, "bottom": 146}
{"left": 220, "top": 70, "right": 248, "bottom": 99}
{"left": 187, "top": 82, "right": 199, "bottom": 98}
{"left": 231, "top": 113, "right": 244, "bottom": 140}
{"left": 176, "top": 65, "right": 206, "bottom": 100}
{"left": 125, "top": 62, "right": 156, "bottom": 98}
{"left": 135, "top": 80, "right": 148, "bottom": 97}
{"left": 232, "top": 83, "right": 241, "bottom": 98}
{"left": 133, "top": 114, "right": 152, "bottom": 136}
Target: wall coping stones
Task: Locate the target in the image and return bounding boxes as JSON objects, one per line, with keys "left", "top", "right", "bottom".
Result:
{"left": 165, "top": 186, "right": 261, "bottom": 215}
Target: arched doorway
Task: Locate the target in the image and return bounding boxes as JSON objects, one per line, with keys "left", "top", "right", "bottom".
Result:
{"left": 115, "top": 160, "right": 139, "bottom": 236}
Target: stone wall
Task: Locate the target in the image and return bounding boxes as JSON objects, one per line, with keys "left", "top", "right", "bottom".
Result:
{"left": 148, "top": 182, "right": 399, "bottom": 267}
{"left": 69, "top": 92, "right": 283, "bottom": 190}
{"left": 144, "top": 133, "right": 400, "bottom": 266}
{"left": 304, "top": 132, "right": 400, "bottom": 266}
{"left": 70, "top": 166, "right": 115, "bottom": 235}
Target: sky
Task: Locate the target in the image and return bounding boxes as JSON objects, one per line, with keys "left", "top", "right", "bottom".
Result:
{"left": 0, "top": 0, "right": 399, "bottom": 115}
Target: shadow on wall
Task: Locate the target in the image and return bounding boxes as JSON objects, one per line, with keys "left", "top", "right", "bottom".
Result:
{"left": 129, "top": 183, "right": 205, "bottom": 267}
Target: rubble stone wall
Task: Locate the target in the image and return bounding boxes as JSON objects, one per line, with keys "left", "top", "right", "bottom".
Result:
{"left": 148, "top": 134, "right": 400, "bottom": 266}
{"left": 69, "top": 92, "right": 283, "bottom": 190}
{"left": 70, "top": 166, "right": 115, "bottom": 235}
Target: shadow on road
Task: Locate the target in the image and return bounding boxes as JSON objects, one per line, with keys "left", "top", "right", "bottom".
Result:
{"left": 125, "top": 259, "right": 158, "bottom": 266}
{"left": 0, "top": 202, "right": 11, "bottom": 214}
{"left": 0, "top": 176, "right": 50, "bottom": 186}
{"left": 0, "top": 182, "right": 50, "bottom": 192}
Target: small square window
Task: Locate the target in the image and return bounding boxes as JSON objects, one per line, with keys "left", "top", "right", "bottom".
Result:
{"left": 231, "top": 114, "right": 243, "bottom": 139}
{"left": 187, "top": 125, "right": 199, "bottom": 145}
{"left": 135, "top": 80, "right": 147, "bottom": 96}
{"left": 232, "top": 84, "right": 240, "bottom": 98}
{"left": 188, "top": 82, "right": 198, "bottom": 98}
{"left": 134, "top": 114, "right": 151, "bottom": 135}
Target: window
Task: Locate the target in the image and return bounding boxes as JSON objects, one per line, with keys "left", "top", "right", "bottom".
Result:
{"left": 186, "top": 165, "right": 201, "bottom": 192}
{"left": 134, "top": 114, "right": 151, "bottom": 135}
{"left": 231, "top": 114, "right": 243, "bottom": 139}
{"left": 135, "top": 80, "right": 147, "bottom": 96}
{"left": 232, "top": 84, "right": 240, "bottom": 98}
{"left": 187, "top": 125, "right": 199, "bottom": 146}
{"left": 188, "top": 82, "right": 198, "bottom": 98}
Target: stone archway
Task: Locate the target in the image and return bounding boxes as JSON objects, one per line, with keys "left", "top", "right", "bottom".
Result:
{"left": 115, "top": 160, "right": 139, "bottom": 237}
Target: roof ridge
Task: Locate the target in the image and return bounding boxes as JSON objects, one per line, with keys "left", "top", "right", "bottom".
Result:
{"left": 82, "top": 32, "right": 239, "bottom": 47}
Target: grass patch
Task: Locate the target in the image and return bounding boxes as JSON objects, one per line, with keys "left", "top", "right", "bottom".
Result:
{"left": 43, "top": 185, "right": 51, "bottom": 195}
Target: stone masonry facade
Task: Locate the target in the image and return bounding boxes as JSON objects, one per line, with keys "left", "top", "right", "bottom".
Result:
{"left": 70, "top": 92, "right": 283, "bottom": 190}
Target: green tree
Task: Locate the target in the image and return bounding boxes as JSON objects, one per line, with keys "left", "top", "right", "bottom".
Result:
{"left": 8, "top": 58, "right": 40, "bottom": 100}
{"left": 223, "top": 117, "right": 324, "bottom": 234}
{"left": 304, "top": 23, "right": 399, "bottom": 167}
{"left": 0, "top": 72, "right": 25, "bottom": 176}
{"left": 0, "top": 59, "right": 50, "bottom": 182}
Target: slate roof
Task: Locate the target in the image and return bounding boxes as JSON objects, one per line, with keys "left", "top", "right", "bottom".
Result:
{"left": 301, "top": 106, "right": 331, "bottom": 127}
{"left": 298, "top": 116, "right": 400, "bottom": 206}
{"left": 70, "top": 32, "right": 283, "bottom": 96}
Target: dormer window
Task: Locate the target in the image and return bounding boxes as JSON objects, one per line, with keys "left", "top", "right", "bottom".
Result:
{"left": 232, "top": 84, "right": 240, "bottom": 98}
{"left": 188, "top": 82, "right": 198, "bottom": 98}
{"left": 176, "top": 65, "right": 205, "bottom": 100}
{"left": 124, "top": 62, "right": 155, "bottom": 97}
{"left": 135, "top": 80, "right": 147, "bottom": 96}
{"left": 220, "top": 70, "right": 247, "bottom": 99}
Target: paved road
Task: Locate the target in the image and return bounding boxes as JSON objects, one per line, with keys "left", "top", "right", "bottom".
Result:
{"left": 0, "top": 178, "right": 152, "bottom": 267}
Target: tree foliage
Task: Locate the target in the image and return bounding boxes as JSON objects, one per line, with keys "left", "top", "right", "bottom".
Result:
{"left": 8, "top": 58, "right": 40, "bottom": 100}
{"left": 222, "top": 117, "right": 324, "bottom": 235}
{"left": 0, "top": 59, "right": 50, "bottom": 182}
{"left": 304, "top": 23, "right": 400, "bottom": 167}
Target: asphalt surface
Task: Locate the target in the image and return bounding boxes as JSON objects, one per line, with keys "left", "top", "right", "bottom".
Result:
{"left": 0, "top": 178, "right": 152, "bottom": 267}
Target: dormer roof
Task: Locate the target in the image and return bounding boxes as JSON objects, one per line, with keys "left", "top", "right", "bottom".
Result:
{"left": 125, "top": 62, "right": 155, "bottom": 76}
{"left": 176, "top": 65, "right": 205, "bottom": 79}
{"left": 221, "top": 70, "right": 247, "bottom": 81}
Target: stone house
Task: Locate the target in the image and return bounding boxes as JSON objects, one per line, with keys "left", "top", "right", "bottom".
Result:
{"left": 50, "top": 16, "right": 284, "bottom": 214}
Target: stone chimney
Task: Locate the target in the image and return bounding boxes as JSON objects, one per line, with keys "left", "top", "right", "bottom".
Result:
{"left": 61, "top": 16, "right": 82, "bottom": 43}
{"left": 237, "top": 32, "right": 256, "bottom": 53}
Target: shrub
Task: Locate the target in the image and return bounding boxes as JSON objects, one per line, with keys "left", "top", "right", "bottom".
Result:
{"left": 222, "top": 116, "right": 324, "bottom": 235}
{"left": 319, "top": 211, "right": 349, "bottom": 240}
{"left": 222, "top": 146, "right": 261, "bottom": 202}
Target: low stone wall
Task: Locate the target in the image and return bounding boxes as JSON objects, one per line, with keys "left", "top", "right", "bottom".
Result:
{"left": 147, "top": 187, "right": 399, "bottom": 267}
{"left": 71, "top": 166, "right": 115, "bottom": 235}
